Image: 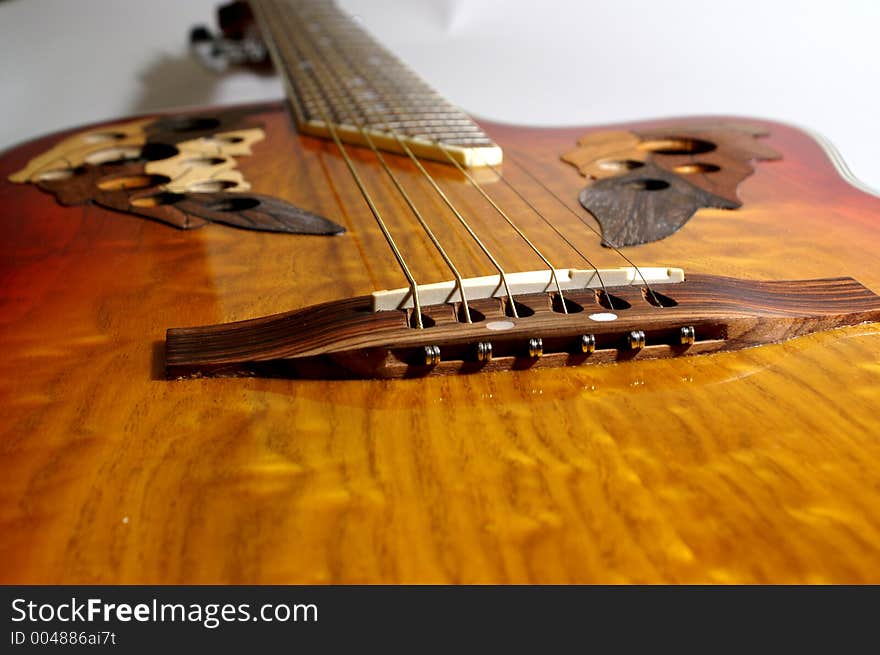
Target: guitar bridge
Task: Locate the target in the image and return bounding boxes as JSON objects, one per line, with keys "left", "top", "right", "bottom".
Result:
{"left": 164, "top": 273, "right": 880, "bottom": 380}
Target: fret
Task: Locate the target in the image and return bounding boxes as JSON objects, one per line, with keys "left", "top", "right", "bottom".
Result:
{"left": 252, "top": 0, "right": 502, "bottom": 167}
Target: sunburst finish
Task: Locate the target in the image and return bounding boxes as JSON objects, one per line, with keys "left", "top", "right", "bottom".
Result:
{"left": 1, "top": 104, "right": 880, "bottom": 583}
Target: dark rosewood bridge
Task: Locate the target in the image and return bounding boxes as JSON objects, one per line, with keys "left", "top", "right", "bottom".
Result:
{"left": 165, "top": 272, "right": 880, "bottom": 379}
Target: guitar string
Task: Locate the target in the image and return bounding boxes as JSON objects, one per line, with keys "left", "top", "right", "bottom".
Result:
{"left": 321, "top": 1, "right": 668, "bottom": 311}
{"left": 269, "top": 0, "right": 664, "bottom": 318}
{"left": 359, "top": 131, "right": 475, "bottom": 322}
{"left": 287, "top": 0, "right": 658, "bottom": 311}
{"left": 286, "top": 0, "right": 527, "bottom": 318}
{"left": 437, "top": 149, "right": 568, "bottom": 312}
{"left": 290, "top": 2, "right": 572, "bottom": 317}
{"left": 280, "top": 0, "right": 524, "bottom": 318}
{"left": 480, "top": 162, "right": 614, "bottom": 309}
{"left": 303, "top": 2, "right": 641, "bottom": 313}
{"left": 390, "top": 136, "right": 520, "bottom": 317}
{"left": 506, "top": 153, "right": 665, "bottom": 308}
{"left": 299, "top": 3, "right": 569, "bottom": 312}
{"left": 272, "top": 1, "right": 475, "bottom": 322}
{"left": 257, "top": 0, "right": 427, "bottom": 327}
{"left": 267, "top": 1, "right": 483, "bottom": 323}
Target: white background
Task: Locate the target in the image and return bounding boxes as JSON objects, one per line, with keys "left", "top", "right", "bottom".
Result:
{"left": 1, "top": 0, "right": 879, "bottom": 189}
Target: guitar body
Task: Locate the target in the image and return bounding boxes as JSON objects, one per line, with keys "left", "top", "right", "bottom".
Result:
{"left": 2, "top": 102, "right": 879, "bottom": 583}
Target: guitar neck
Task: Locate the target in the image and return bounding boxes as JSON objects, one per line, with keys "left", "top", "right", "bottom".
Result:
{"left": 251, "top": 0, "right": 502, "bottom": 167}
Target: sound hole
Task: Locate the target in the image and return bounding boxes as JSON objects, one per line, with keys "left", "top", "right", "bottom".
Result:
{"left": 639, "top": 137, "right": 716, "bottom": 155}
{"left": 204, "top": 135, "right": 245, "bottom": 145}
{"left": 35, "top": 168, "right": 79, "bottom": 182}
{"left": 164, "top": 117, "right": 222, "bottom": 132}
{"left": 141, "top": 143, "right": 180, "bottom": 162}
{"left": 642, "top": 288, "right": 678, "bottom": 307}
{"left": 206, "top": 197, "right": 261, "bottom": 212}
{"left": 83, "top": 132, "right": 128, "bottom": 144}
{"left": 187, "top": 180, "right": 239, "bottom": 193}
{"left": 673, "top": 162, "right": 721, "bottom": 174}
{"left": 181, "top": 157, "right": 227, "bottom": 167}
{"left": 625, "top": 179, "right": 670, "bottom": 191}
{"left": 97, "top": 174, "right": 171, "bottom": 191}
{"left": 130, "top": 191, "right": 186, "bottom": 207}
{"left": 597, "top": 159, "right": 644, "bottom": 172}
{"left": 595, "top": 290, "right": 631, "bottom": 310}
{"left": 85, "top": 147, "right": 142, "bottom": 165}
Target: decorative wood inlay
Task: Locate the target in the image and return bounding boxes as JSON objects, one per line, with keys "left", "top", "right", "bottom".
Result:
{"left": 147, "top": 128, "right": 264, "bottom": 193}
{"left": 3, "top": 104, "right": 880, "bottom": 584}
{"left": 8, "top": 110, "right": 344, "bottom": 235}
{"left": 8, "top": 118, "right": 154, "bottom": 184}
{"left": 562, "top": 121, "right": 781, "bottom": 247}
{"left": 165, "top": 274, "right": 880, "bottom": 380}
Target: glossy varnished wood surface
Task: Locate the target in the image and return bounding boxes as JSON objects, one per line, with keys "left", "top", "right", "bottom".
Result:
{"left": 2, "top": 103, "right": 880, "bottom": 583}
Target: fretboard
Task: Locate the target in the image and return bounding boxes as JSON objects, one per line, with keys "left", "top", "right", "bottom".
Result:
{"left": 251, "top": 0, "right": 502, "bottom": 167}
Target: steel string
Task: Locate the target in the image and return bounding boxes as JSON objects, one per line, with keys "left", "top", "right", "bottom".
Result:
{"left": 256, "top": 0, "right": 428, "bottom": 326}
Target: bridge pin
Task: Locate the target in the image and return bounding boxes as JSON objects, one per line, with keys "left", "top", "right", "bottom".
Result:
{"left": 628, "top": 330, "right": 646, "bottom": 350}
{"left": 423, "top": 345, "right": 441, "bottom": 366}
{"left": 528, "top": 337, "right": 543, "bottom": 358}
{"left": 680, "top": 326, "right": 696, "bottom": 346}
{"left": 581, "top": 334, "right": 596, "bottom": 354}
{"left": 476, "top": 341, "right": 493, "bottom": 362}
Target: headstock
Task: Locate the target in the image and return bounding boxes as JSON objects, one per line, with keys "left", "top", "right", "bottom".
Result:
{"left": 190, "top": 1, "right": 272, "bottom": 73}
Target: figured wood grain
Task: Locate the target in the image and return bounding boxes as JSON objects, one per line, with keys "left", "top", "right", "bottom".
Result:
{"left": 1, "top": 104, "right": 880, "bottom": 583}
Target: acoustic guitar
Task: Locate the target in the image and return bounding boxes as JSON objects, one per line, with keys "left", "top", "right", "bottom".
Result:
{"left": 2, "top": 0, "right": 879, "bottom": 584}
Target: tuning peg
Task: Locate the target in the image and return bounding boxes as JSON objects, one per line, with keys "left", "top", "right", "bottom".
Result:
{"left": 188, "top": 23, "right": 268, "bottom": 73}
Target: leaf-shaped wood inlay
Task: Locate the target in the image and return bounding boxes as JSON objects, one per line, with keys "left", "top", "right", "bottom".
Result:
{"left": 561, "top": 121, "right": 780, "bottom": 247}
{"left": 9, "top": 109, "right": 344, "bottom": 236}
